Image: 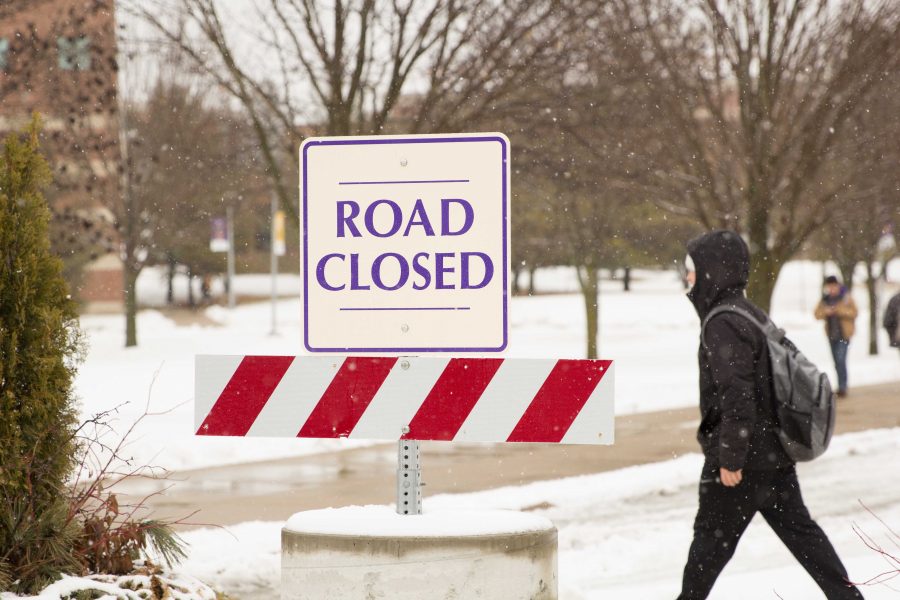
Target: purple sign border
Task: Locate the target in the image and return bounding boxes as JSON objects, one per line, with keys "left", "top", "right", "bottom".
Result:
{"left": 302, "top": 135, "right": 509, "bottom": 353}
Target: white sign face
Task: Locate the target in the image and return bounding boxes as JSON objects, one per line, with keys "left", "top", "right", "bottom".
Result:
{"left": 301, "top": 133, "right": 510, "bottom": 353}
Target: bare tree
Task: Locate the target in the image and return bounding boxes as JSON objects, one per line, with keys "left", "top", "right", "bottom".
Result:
{"left": 819, "top": 72, "right": 900, "bottom": 354}
{"left": 609, "top": 0, "right": 900, "bottom": 311}
{"left": 123, "top": 0, "right": 582, "bottom": 219}
{"left": 511, "top": 5, "right": 700, "bottom": 357}
{"left": 483, "top": 3, "right": 673, "bottom": 358}
{"left": 510, "top": 183, "right": 566, "bottom": 296}
{"left": 510, "top": 92, "right": 639, "bottom": 357}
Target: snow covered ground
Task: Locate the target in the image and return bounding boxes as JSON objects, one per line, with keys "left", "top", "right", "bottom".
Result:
{"left": 66, "top": 261, "right": 900, "bottom": 598}
{"left": 0, "top": 571, "right": 218, "bottom": 600}
{"left": 171, "top": 428, "right": 900, "bottom": 599}
{"left": 75, "top": 261, "right": 900, "bottom": 473}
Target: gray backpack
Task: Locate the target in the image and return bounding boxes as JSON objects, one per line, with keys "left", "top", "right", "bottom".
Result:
{"left": 702, "top": 305, "right": 835, "bottom": 462}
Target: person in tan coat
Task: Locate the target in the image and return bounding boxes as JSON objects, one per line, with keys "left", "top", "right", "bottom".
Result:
{"left": 814, "top": 275, "right": 858, "bottom": 397}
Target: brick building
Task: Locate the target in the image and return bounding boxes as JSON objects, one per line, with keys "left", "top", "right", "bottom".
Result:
{"left": 0, "top": 0, "right": 122, "bottom": 309}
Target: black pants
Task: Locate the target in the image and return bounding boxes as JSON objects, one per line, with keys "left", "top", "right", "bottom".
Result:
{"left": 677, "top": 463, "right": 864, "bottom": 599}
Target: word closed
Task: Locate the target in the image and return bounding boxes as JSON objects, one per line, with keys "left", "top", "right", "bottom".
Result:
{"left": 316, "top": 198, "right": 493, "bottom": 292}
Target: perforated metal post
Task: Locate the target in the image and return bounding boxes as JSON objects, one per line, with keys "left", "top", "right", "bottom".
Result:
{"left": 397, "top": 433, "right": 422, "bottom": 515}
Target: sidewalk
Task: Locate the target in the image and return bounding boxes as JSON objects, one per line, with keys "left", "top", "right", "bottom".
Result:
{"left": 127, "top": 381, "right": 899, "bottom": 528}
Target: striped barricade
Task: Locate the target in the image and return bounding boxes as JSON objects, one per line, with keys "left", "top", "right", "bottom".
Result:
{"left": 195, "top": 355, "right": 614, "bottom": 444}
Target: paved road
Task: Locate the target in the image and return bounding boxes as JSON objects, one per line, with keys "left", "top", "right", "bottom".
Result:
{"left": 119, "top": 381, "right": 899, "bottom": 528}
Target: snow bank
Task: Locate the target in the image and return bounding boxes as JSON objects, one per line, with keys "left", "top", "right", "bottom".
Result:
{"left": 170, "top": 520, "right": 281, "bottom": 598}
{"left": 0, "top": 571, "right": 217, "bottom": 600}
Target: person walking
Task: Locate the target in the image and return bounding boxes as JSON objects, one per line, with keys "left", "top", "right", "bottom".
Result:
{"left": 814, "top": 275, "right": 858, "bottom": 397}
{"left": 884, "top": 290, "right": 900, "bottom": 353}
{"left": 677, "top": 230, "right": 863, "bottom": 600}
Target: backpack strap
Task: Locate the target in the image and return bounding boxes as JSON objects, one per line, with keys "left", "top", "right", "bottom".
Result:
{"left": 701, "top": 304, "right": 784, "bottom": 352}
{"left": 701, "top": 304, "right": 789, "bottom": 429}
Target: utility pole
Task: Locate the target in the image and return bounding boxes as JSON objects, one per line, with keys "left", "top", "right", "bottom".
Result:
{"left": 119, "top": 94, "right": 137, "bottom": 347}
{"left": 227, "top": 205, "right": 236, "bottom": 309}
{"left": 270, "top": 191, "right": 279, "bottom": 335}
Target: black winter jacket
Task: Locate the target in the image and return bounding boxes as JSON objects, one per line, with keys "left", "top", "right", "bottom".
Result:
{"left": 885, "top": 292, "right": 900, "bottom": 347}
{"left": 687, "top": 231, "right": 792, "bottom": 471}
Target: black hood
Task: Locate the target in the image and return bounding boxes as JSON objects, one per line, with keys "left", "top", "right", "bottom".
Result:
{"left": 686, "top": 230, "right": 750, "bottom": 319}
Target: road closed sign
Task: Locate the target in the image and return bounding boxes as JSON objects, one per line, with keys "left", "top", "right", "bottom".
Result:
{"left": 301, "top": 133, "right": 510, "bottom": 353}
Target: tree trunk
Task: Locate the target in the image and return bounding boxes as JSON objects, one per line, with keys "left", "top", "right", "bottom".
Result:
{"left": 124, "top": 265, "right": 138, "bottom": 347}
{"left": 187, "top": 267, "right": 195, "bottom": 308}
{"left": 865, "top": 260, "right": 878, "bottom": 355}
{"left": 527, "top": 266, "right": 537, "bottom": 296}
{"left": 511, "top": 265, "right": 522, "bottom": 296}
{"left": 837, "top": 259, "right": 856, "bottom": 291}
{"left": 746, "top": 250, "right": 781, "bottom": 314}
{"left": 746, "top": 211, "right": 779, "bottom": 313}
{"left": 623, "top": 266, "right": 631, "bottom": 292}
{"left": 577, "top": 265, "right": 599, "bottom": 359}
{"left": 166, "top": 255, "right": 176, "bottom": 305}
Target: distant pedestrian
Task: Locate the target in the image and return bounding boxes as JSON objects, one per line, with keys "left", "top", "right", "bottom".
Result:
{"left": 884, "top": 290, "right": 900, "bottom": 352}
{"left": 814, "top": 275, "right": 858, "bottom": 397}
{"left": 201, "top": 274, "right": 213, "bottom": 305}
{"left": 677, "top": 230, "right": 863, "bottom": 600}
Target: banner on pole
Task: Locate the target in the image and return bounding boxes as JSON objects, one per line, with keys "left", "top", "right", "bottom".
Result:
{"left": 210, "top": 217, "right": 229, "bottom": 252}
{"left": 273, "top": 210, "right": 286, "bottom": 256}
{"left": 195, "top": 355, "right": 614, "bottom": 445}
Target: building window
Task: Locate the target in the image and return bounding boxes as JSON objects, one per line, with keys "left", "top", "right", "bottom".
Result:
{"left": 58, "top": 36, "right": 91, "bottom": 71}
{"left": 0, "top": 38, "right": 9, "bottom": 72}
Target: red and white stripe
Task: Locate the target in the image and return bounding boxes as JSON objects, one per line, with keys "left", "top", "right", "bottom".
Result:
{"left": 195, "top": 355, "right": 614, "bottom": 445}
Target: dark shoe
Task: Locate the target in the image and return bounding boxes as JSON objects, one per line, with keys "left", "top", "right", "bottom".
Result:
{"left": 837, "top": 389, "right": 848, "bottom": 398}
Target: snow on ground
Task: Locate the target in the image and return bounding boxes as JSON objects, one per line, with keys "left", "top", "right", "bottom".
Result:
{"left": 171, "top": 428, "right": 900, "bottom": 600}
{"left": 64, "top": 261, "right": 900, "bottom": 599}
{"left": 0, "top": 571, "right": 218, "bottom": 600}
{"left": 76, "top": 261, "right": 900, "bottom": 473}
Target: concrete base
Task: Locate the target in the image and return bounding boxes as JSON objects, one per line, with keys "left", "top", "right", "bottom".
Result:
{"left": 282, "top": 507, "right": 557, "bottom": 600}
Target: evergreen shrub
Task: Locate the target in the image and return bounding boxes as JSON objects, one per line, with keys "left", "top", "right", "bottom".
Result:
{"left": 0, "top": 117, "right": 83, "bottom": 593}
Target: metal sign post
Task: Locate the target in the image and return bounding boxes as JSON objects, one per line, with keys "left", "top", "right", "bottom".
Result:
{"left": 397, "top": 434, "right": 422, "bottom": 515}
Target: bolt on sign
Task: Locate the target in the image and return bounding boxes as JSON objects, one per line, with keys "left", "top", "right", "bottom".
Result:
{"left": 301, "top": 133, "right": 510, "bottom": 353}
